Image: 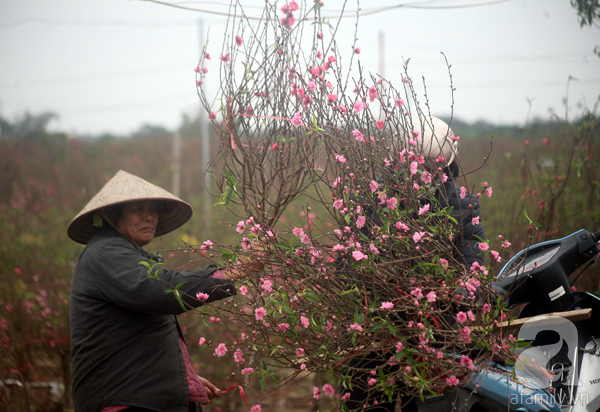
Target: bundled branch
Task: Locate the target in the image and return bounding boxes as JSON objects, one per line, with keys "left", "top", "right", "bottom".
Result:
{"left": 192, "top": 1, "right": 515, "bottom": 410}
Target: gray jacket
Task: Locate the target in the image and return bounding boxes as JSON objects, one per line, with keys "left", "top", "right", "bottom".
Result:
{"left": 70, "top": 228, "right": 235, "bottom": 412}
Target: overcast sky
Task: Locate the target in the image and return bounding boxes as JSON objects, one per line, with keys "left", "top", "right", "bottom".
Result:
{"left": 1, "top": 0, "right": 599, "bottom": 136}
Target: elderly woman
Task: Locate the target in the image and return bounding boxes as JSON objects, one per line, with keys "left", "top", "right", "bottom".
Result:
{"left": 67, "top": 170, "right": 248, "bottom": 412}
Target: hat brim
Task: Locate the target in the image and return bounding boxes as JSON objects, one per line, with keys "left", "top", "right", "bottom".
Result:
{"left": 67, "top": 170, "right": 193, "bottom": 245}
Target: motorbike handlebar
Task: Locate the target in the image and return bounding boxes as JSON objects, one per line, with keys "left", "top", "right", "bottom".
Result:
{"left": 592, "top": 230, "right": 600, "bottom": 243}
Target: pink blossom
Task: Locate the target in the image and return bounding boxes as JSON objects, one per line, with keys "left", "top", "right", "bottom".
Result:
{"left": 291, "top": 112, "right": 303, "bottom": 127}
{"left": 352, "top": 128, "right": 365, "bottom": 142}
{"left": 313, "top": 386, "right": 320, "bottom": 400}
{"left": 354, "top": 47, "right": 361, "bottom": 54}
{"left": 201, "top": 240, "right": 213, "bottom": 249}
{"left": 196, "top": 292, "right": 209, "bottom": 301}
{"left": 239, "top": 286, "right": 248, "bottom": 295}
{"left": 352, "top": 250, "right": 368, "bottom": 261}
{"left": 439, "top": 258, "right": 449, "bottom": 270}
{"left": 341, "top": 393, "right": 351, "bottom": 401}
{"left": 370, "top": 180, "right": 379, "bottom": 193}
{"left": 234, "top": 349, "right": 245, "bottom": 363}
{"left": 281, "top": 15, "right": 296, "bottom": 27}
{"left": 460, "top": 326, "right": 471, "bottom": 337}
{"left": 485, "top": 187, "right": 493, "bottom": 197}
{"left": 418, "top": 204, "right": 430, "bottom": 215}
{"left": 296, "top": 348, "right": 305, "bottom": 357}
{"left": 490, "top": 250, "right": 501, "bottom": 262}
{"left": 410, "top": 161, "right": 418, "bottom": 176}
{"left": 250, "top": 405, "right": 261, "bottom": 412}
{"left": 446, "top": 376, "right": 460, "bottom": 386}
{"left": 472, "top": 216, "right": 480, "bottom": 225}
{"left": 456, "top": 311, "right": 467, "bottom": 323}
{"left": 380, "top": 302, "right": 394, "bottom": 309}
{"left": 367, "top": 377, "right": 377, "bottom": 386}
{"left": 478, "top": 242, "right": 489, "bottom": 251}
{"left": 349, "top": 323, "right": 363, "bottom": 332}
{"left": 395, "top": 341, "right": 404, "bottom": 352}
{"left": 459, "top": 186, "right": 467, "bottom": 199}
{"left": 255, "top": 307, "right": 267, "bottom": 321}
{"left": 333, "top": 199, "right": 344, "bottom": 209}
{"left": 242, "top": 367, "right": 254, "bottom": 375}
{"left": 215, "top": 343, "right": 228, "bottom": 357}
{"left": 396, "top": 221, "right": 409, "bottom": 231}
{"left": 368, "top": 85, "right": 378, "bottom": 102}
{"left": 292, "top": 226, "right": 305, "bottom": 237}
{"left": 426, "top": 291, "right": 437, "bottom": 303}
{"left": 204, "top": 52, "right": 211, "bottom": 60}
{"left": 356, "top": 215, "right": 366, "bottom": 229}
{"left": 502, "top": 240, "right": 512, "bottom": 248}
{"left": 307, "top": 81, "right": 316, "bottom": 91}
{"left": 335, "top": 154, "right": 346, "bottom": 163}
{"left": 386, "top": 197, "right": 398, "bottom": 209}
{"left": 289, "top": 1, "right": 299, "bottom": 11}
{"left": 376, "top": 120, "right": 384, "bottom": 129}
{"left": 412, "top": 231, "right": 425, "bottom": 243}
{"left": 235, "top": 35, "right": 243, "bottom": 46}
{"left": 460, "top": 355, "right": 475, "bottom": 370}
{"left": 301, "top": 316, "right": 310, "bottom": 328}
{"left": 236, "top": 220, "right": 245, "bottom": 234}
{"left": 411, "top": 288, "right": 423, "bottom": 298}
{"left": 354, "top": 100, "right": 366, "bottom": 113}
{"left": 198, "top": 337, "right": 206, "bottom": 345}
{"left": 323, "top": 383, "right": 335, "bottom": 397}
{"left": 208, "top": 111, "right": 217, "bottom": 120}
{"left": 278, "top": 323, "right": 290, "bottom": 333}
{"left": 369, "top": 243, "right": 380, "bottom": 255}
{"left": 328, "top": 94, "right": 338, "bottom": 102}
{"left": 482, "top": 303, "right": 491, "bottom": 313}
{"left": 395, "top": 99, "right": 404, "bottom": 106}
{"left": 220, "top": 54, "right": 230, "bottom": 63}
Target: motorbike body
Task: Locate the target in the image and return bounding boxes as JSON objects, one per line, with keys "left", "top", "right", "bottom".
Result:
{"left": 405, "top": 230, "right": 600, "bottom": 412}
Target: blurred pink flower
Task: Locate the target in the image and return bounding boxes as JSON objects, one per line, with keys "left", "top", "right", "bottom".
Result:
{"left": 250, "top": 405, "right": 261, "bottom": 412}
{"left": 376, "top": 120, "right": 384, "bottom": 129}
{"left": 208, "top": 112, "right": 217, "bottom": 120}
{"left": 198, "top": 337, "right": 206, "bottom": 345}
{"left": 446, "top": 376, "right": 460, "bottom": 386}
{"left": 301, "top": 316, "right": 310, "bottom": 328}
{"left": 242, "top": 367, "right": 254, "bottom": 375}
{"left": 353, "top": 100, "right": 366, "bottom": 113}
{"left": 418, "top": 204, "right": 430, "bottom": 215}
{"left": 368, "top": 85, "right": 378, "bottom": 102}
{"left": 426, "top": 291, "right": 437, "bottom": 302}
{"left": 380, "top": 302, "right": 394, "bottom": 309}
{"left": 328, "top": 94, "right": 338, "bottom": 101}
{"left": 478, "top": 242, "right": 489, "bottom": 251}
{"left": 313, "top": 386, "right": 320, "bottom": 400}
{"left": 291, "top": 112, "right": 303, "bottom": 127}
{"left": 215, "top": 343, "right": 227, "bottom": 357}
{"left": 396, "top": 221, "right": 409, "bottom": 231}
{"left": 255, "top": 307, "right": 267, "bottom": 321}
{"left": 323, "top": 383, "right": 335, "bottom": 397}
{"left": 239, "top": 286, "right": 248, "bottom": 295}
{"left": 235, "top": 35, "right": 243, "bottom": 46}
{"left": 196, "top": 292, "right": 209, "bottom": 301}
{"left": 352, "top": 251, "right": 368, "bottom": 261}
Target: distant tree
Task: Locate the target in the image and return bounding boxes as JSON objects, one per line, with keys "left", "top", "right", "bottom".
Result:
{"left": 0, "top": 111, "right": 60, "bottom": 140}
{"left": 571, "top": 0, "right": 600, "bottom": 56}
{"left": 130, "top": 123, "right": 172, "bottom": 140}
{"left": 572, "top": 0, "right": 600, "bottom": 27}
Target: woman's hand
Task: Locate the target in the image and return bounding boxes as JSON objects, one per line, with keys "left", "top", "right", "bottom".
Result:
{"left": 198, "top": 376, "right": 221, "bottom": 402}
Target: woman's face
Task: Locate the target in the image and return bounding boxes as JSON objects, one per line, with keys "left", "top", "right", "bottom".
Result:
{"left": 116, "top": 200, "right": 159, "bottom": 246}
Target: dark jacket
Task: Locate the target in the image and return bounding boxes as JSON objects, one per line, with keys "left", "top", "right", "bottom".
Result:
{"left": 437, "top": 180, "right": 485, "bottom": 267}
{"left": 70, "top": 228, "right": 235, "bottom": 412}
{"left": 363, "top": 179, "right": 484, "bottom": 267}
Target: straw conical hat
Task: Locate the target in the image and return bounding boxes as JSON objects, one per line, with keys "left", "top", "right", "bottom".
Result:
{"left": 67, "top": 170, "right": 193, "bottom": 244}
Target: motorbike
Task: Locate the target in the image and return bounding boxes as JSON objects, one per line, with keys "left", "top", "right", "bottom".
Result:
{"left": 406, "top": 229, "right": 600, "bottom": 412}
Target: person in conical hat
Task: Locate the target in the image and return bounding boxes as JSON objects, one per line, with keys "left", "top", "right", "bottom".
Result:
{"left": 68, "top": 170, "right": 256, "bottom": 412}
{"left": 67, "top": 169, "right": 193, "bottom": 245}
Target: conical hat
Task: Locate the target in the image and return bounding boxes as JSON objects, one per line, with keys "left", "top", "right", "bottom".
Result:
{"left": 67, "top": 170, "right": 193, "bottom": 244}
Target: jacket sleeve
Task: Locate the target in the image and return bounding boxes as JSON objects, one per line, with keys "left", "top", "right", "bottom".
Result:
{"left": 91, "top": 238, "right": 236, "bottom": 314}
{"left": 453, "top": 193, "right": 485, "bottom": 267}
